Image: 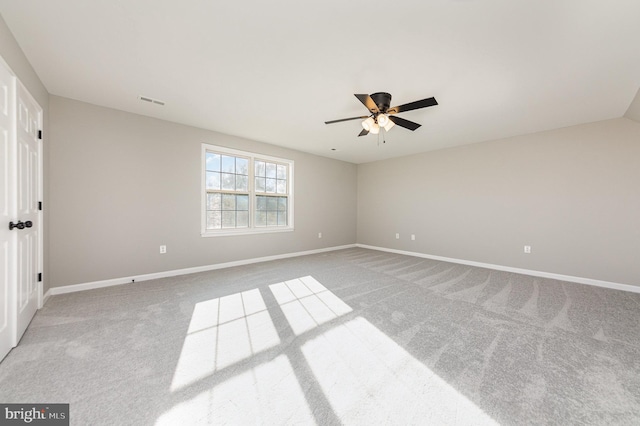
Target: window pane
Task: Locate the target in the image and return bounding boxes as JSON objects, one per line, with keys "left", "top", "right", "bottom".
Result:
{"left": 236, "top": 175, "right": 248, "bottom": 191}
{"left": 203, "top": 146, "right": 292, "bottom": 233}
{"left": 255, "top": 211, "right": 267, "bottom": 227}
{"left": 277, "top": 164, "right": 287, "bottom": 179}
{"left": 222, "top": 211, "right": 236, "bottom": 228}
{"left": 236, "top": 157, "right": 248, "bottom": 175}
{"left": 237, "top": 211, "right": 249, "bottom": 228}
{"left": 222, "top": 194, "right": 236, "bottom": 210}
{"left": 267, "top": 211, "right": 278, "bottom": 227}
{"left": 237, "top": 195, "right": 249, "bottom": 211}
{"left": 206, "top": 172, "right": 221, "bottom": 190}
{"left": 207, "top": 193, "right": 222, "bottom": 210}
{"left": 206, "top": 153, "right": 221, "bottom": 171}
{"left": 266, "top": 197, "right": 278, "bottom": 210}
{"left": 266, "top": 163, "right": 277, "bottom": 178}
{"left": 278, "top": 211, "right": 287, "bottom": 226}
{"left": 266, "top": 178, "right": 276, "bottom": 193}
{"left": 222, "top": 173, "right": 235, "bottom": 190}
{"left": 255, "top": 161, "right": 265, "bottom": 177}
{"left": 206, "top": 211, "right": 221, "bottom": 229}
{"left": 222, "top": 155, "right": 236, "bottom": 173}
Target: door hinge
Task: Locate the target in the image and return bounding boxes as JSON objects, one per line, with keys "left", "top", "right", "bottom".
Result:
{"left": 38, "top": 201, "right": 42, "bottom": 211}
{"left": 38, "top": 273, "right": 42, "bottom": 282}
{"left": 38, "top": 130, "right": 42, "bottom": 140}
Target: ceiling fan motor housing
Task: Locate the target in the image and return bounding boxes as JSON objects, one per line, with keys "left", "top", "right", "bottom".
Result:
{"left": 370, "top": 92, "right": 392, "bottom": 113}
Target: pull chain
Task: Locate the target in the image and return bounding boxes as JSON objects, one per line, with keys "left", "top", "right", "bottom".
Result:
{"left": 377, "top": 128, "right": 386, "bottom": 146}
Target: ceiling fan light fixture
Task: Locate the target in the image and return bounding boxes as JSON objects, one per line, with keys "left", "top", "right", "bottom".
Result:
{"left": 362, "top": 116, "right": 375, "bottom": 131}
{"left": 384, "top": 120, "right": 395, "bottom": 131}
{"left": 377, "top": 114, "right": 389, "bottom": 127}
{"left": 370, "top": 123, "right": 380, "bottom": 134}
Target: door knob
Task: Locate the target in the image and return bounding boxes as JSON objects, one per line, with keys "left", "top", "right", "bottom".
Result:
{"left": 8, "top": 221, "right": 32, "bottom": 230}
{"left": 9, "top": 221, "right": 24, "bottom": 230}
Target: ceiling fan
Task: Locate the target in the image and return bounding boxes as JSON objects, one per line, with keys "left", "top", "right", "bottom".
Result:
{"left": 325, "top": 92, "right": 438, "bottom": 137}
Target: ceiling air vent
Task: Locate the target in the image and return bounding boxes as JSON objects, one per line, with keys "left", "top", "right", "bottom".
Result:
{"left": 138, "top": 95, "right": 165, "bottom": 106}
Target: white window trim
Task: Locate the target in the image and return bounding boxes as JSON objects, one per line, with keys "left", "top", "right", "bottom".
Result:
{"left": 201, "top": 143, "right": 295, "bottom": 237}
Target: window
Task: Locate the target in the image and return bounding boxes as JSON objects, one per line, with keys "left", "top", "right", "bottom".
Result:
{"left": 202, "top": 144, "right": 293, "bottom": 236}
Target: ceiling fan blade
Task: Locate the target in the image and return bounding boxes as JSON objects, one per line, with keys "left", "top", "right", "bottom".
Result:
{"left": 358, "top": 129, "right": 369, "bottom": 137}
{"left": 388, "top": 115, "right": 421, "bottom": 131}
{"left": 387, "top": 97, "right": 437, "bottom": 114}
{"left": 325, "top": 116, "right": 369, "bottom": 125}
{"left": 354, "top": 94, "right": 380, "bottom": 114}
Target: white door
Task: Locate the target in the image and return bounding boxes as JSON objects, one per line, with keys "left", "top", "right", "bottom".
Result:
{"left": 0, "top": 59, "right": 17, "bottom": 362}
{"left": 0, "top": 60, "right": 42, "bottom": 363}
{"left": 15, "top": 82, "right": 42, "bottom": 342}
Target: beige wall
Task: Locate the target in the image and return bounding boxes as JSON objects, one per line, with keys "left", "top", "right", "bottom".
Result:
{"left": 48, "top": 96, "right": 357, "bottom": 287}
{"left": 0, "top": 15, "right": 50, "bottom": 291}
{"left": 0, "top": 16, "right": 47, "bottom": 105}
{"left": 357, "top": 118, "right": 640, "bottom": 286}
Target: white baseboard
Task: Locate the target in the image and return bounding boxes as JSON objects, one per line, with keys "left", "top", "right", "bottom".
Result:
{"left": 42, "top": 289, "right": 53, "bottom": 306}
{"left": 357, "top": 244, "right": 640, "bottom": 294}
{"left": 44, "top": 243, "right": 639, "bottom": 298}
{"left": 48, "top": 244, "right": 357, "bottom": 297}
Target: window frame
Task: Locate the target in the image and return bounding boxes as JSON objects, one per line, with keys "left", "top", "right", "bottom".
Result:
{"left": 201, "top": 143, "right": 294, "bottom": 237}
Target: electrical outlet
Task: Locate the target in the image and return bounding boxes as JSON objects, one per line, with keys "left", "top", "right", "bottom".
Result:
{"left": 411, "top": 234, "right": 416, "bottom": 241}
{"left": 395, "top": 233, "right": 400, "bottom": 239}
{"left": 160, "top": 245, "right": 167, "bottom": 254}
{"left": 524, "top": 245, "right": 531, "bottom": 254}
{"left": 318, "top": 232, "right": 322, "bottom": 239}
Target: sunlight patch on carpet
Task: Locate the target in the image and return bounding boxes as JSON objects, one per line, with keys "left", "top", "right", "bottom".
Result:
{"left": 165, "top": 275, "right": 496, "bottom": 425}
{"left": 269, "top": 275, "right": 352, "bottom": 335}
{"left": 170, "top": 288, "right": 280, "bottom": 391}
{"left": 158, "top": 355, "right": 314, "bottom": 425}
{"left": 301, "top": 316, "right": 498, "bottom": 425}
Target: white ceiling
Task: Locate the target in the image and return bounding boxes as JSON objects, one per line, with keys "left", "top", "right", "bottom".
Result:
{"left": 1, "top": 1, "right": 639, "bottom": 164}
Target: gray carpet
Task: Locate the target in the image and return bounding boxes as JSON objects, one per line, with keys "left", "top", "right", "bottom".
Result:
{"left": 1, "top": 248, "right": 639, "bottom": 425}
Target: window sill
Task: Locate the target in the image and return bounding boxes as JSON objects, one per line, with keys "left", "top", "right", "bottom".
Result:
{"left": 201, "top": 227, "right": 294, "bottom": 237}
